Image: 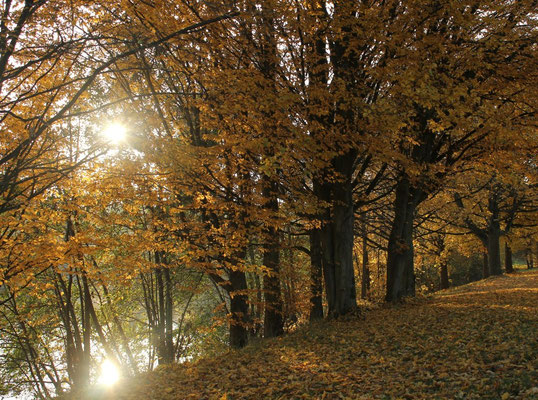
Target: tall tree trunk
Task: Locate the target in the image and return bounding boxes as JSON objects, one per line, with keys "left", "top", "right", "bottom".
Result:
{"left": 262, "top": 236, "right": 283, "bottom": 338}
{"left": 317, "top": 3, "right": 359, "bottom": 317}
{"left": 163, "top": 267, "right": 174, "bottom": 361}
{"left": 228, "top": 269, "right": 249, "bottom": 348}
{"left": 247, "top": 231, "right": 262, "bottom": 336}
{"left": 262, "top": 180, "right": 284, "bottom": 338}
{"left": 254, "top": 272, "right": 262, "bottom": 335}
{"left": 309, "top": 228, "right": 324, "bottom": 320}
{"left": 487, "top": 228, "right": 502, "bottom": 276}
{"left": 258, "top": 3, "right": 284, "bottom": 338}
{"left": 155, "top": 266, "right": 167, "bottom": 364}
{"left": 154, "top": 257, "right": 174, "bottom": 364}
{"left": 504, "top": 242, "right": 514, "bottom": 273}
{"left": 483, "top": 251, "right": 490, "bottom": 278}
{"left": 321, "top": 168, "right": 357, "bottom": 317}
{"left": 331, "top": 175, "right": 356, "bottom": 316}
{"left": 61, "top": 217, "right": 91, "bottom": 390}
{"left": 440, "top": 261, "right": 449, "bottom": 290}
{"left": 454, "top": 190, "right": 502, "bottom": 279}
{"left": 386, "top": 177, "right": 417, "bottom": 302}
{"left": 320, "top": 185, "right": 336, "bottom": 315}
{"left": 80, "top": 275, "right": 91, "bottom": 389}
{"left": 55, "top": 277, "right": 76, "bottom": 386}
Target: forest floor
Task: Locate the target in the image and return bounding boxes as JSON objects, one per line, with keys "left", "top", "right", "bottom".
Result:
{"left": 83, "top": 269, "right": 538, "bottom": 400}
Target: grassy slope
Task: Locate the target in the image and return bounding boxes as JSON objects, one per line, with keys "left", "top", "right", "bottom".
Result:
{"left": 89, "top": 270, "right": 538, "bottom": 400}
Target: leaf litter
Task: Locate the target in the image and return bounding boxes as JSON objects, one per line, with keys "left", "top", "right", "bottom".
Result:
{"left": 80, "top": 270, "right": 538, "bottom": 400}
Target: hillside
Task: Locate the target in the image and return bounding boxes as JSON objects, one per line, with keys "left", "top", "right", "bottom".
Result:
{"left": 83, "top": 270, "right": 538, "bottom": 400}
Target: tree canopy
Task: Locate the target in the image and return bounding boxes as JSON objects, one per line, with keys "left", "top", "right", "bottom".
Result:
{"left": 0, "top": 1, "right": 536, "bottom": 398}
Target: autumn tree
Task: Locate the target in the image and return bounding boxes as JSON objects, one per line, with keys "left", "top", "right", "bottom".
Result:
{"left": 373, "top": 0, "right": 537, "bottom": 301}
{"left": 1, "top": 2, "right": 537, "bottom": 397}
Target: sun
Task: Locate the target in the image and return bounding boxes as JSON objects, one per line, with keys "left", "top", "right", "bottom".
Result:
{"left": 97, "top": 359, "right": 120, "bottom": 386}
{"left": 102, "top": 122, "right": 126, "bottom": 144}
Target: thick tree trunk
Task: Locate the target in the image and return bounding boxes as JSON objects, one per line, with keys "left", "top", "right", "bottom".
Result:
{"left": 228, "top": 269, "right": 249, "bottom": 348}
{"left": 487, "top": 227, "right": 502, "bottom": 276}
{"left": 331, "top": 180, "right": 356, "bottom": 316}
{"left": 321, "top": 203, "right": 357, "bottom": 317}
{"left": 386, "top": 178, "right": 417, "bottom": 302}
{"left": 315, "top": 4, "right": 359, "bottom": 317}
{"left": 483, "top": 252, "right": 490, "bottom": 278}
{"left": 321, "top": 167, "right": 357, "bottom": 317}
{"left": 309, "top": 228, "right": 324, "bottom": 320}
{"left": 505, "top": 242, "right": 514, "bottom": 273}
{"left": 440, "top": 261, "right": 449, "bottom": 290}
{"left": 320, "top": 216, "right": 336, "bottom": 314}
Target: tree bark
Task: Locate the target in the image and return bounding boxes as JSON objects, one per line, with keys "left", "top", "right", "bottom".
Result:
{"left": 258, "top": 3, "right": 284, "bottom": 338}
{"left": 80, "top": 275, "right": 91, "bottom": 389}
{"left": 440, "top": 261, "right": 449, "bottom": 290}
{"left": 309, "top": 228, "right": 324, "bottom": 320}
{"left": 504, "top": 242, "right": 514, "bottom": 273}
{"left": 487, "top": 227, "right": 502, "bottom": 276}
{"left": 254, "top": 272, "right": 262, "bottom": 335}
{"left": 228, "top": 269, "right": 249, "bottom": 348}
{"left": 320, "top": 167, "right": 357, "bottom": 317}
{"left": 386, "top": 177, "right": 417, "bottom": 302}
{"left": 262, "top": 180, "right": 284, "bottom": 338}
{"left": 263, "top": 176, "right": 284, "bottom": 338}
{"left": 320, "top": 183, "right": 336, "bottom": 315}
{"left": 262, "top": 234, "right": 283, "bottom": 338}
{"left": 331, "top": 176, "right": 357, "bottom": 315}
{"left": 483, "top": 251, "right": 490, "bottom": 278}
{"left": 163, "top": 267, "right": 174, "bottom": 361}
{"left": 154, "top": 265, "right": 171, "bottom": 364}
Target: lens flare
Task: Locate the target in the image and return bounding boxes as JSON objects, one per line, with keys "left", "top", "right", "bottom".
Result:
{"left": 102, "top": 122, "right": 126, "bottom": 144}
{"left": 98, "top": 359, "right": 120, "bottom": 386}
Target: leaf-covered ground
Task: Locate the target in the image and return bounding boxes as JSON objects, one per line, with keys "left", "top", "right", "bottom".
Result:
{"left": 85, "top": 270, "right": 538, "bottom": 400}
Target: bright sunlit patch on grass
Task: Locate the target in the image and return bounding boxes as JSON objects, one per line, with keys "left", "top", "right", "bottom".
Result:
{"left": 98, "top": 359, "right": 120, "bottom": 386}
{"left": 102, "top": 122, "right": 126, "bottom": 144}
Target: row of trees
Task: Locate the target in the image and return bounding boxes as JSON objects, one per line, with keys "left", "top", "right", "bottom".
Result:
{"left": 0, "top": 0, "right": 536, "bottom": 398}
